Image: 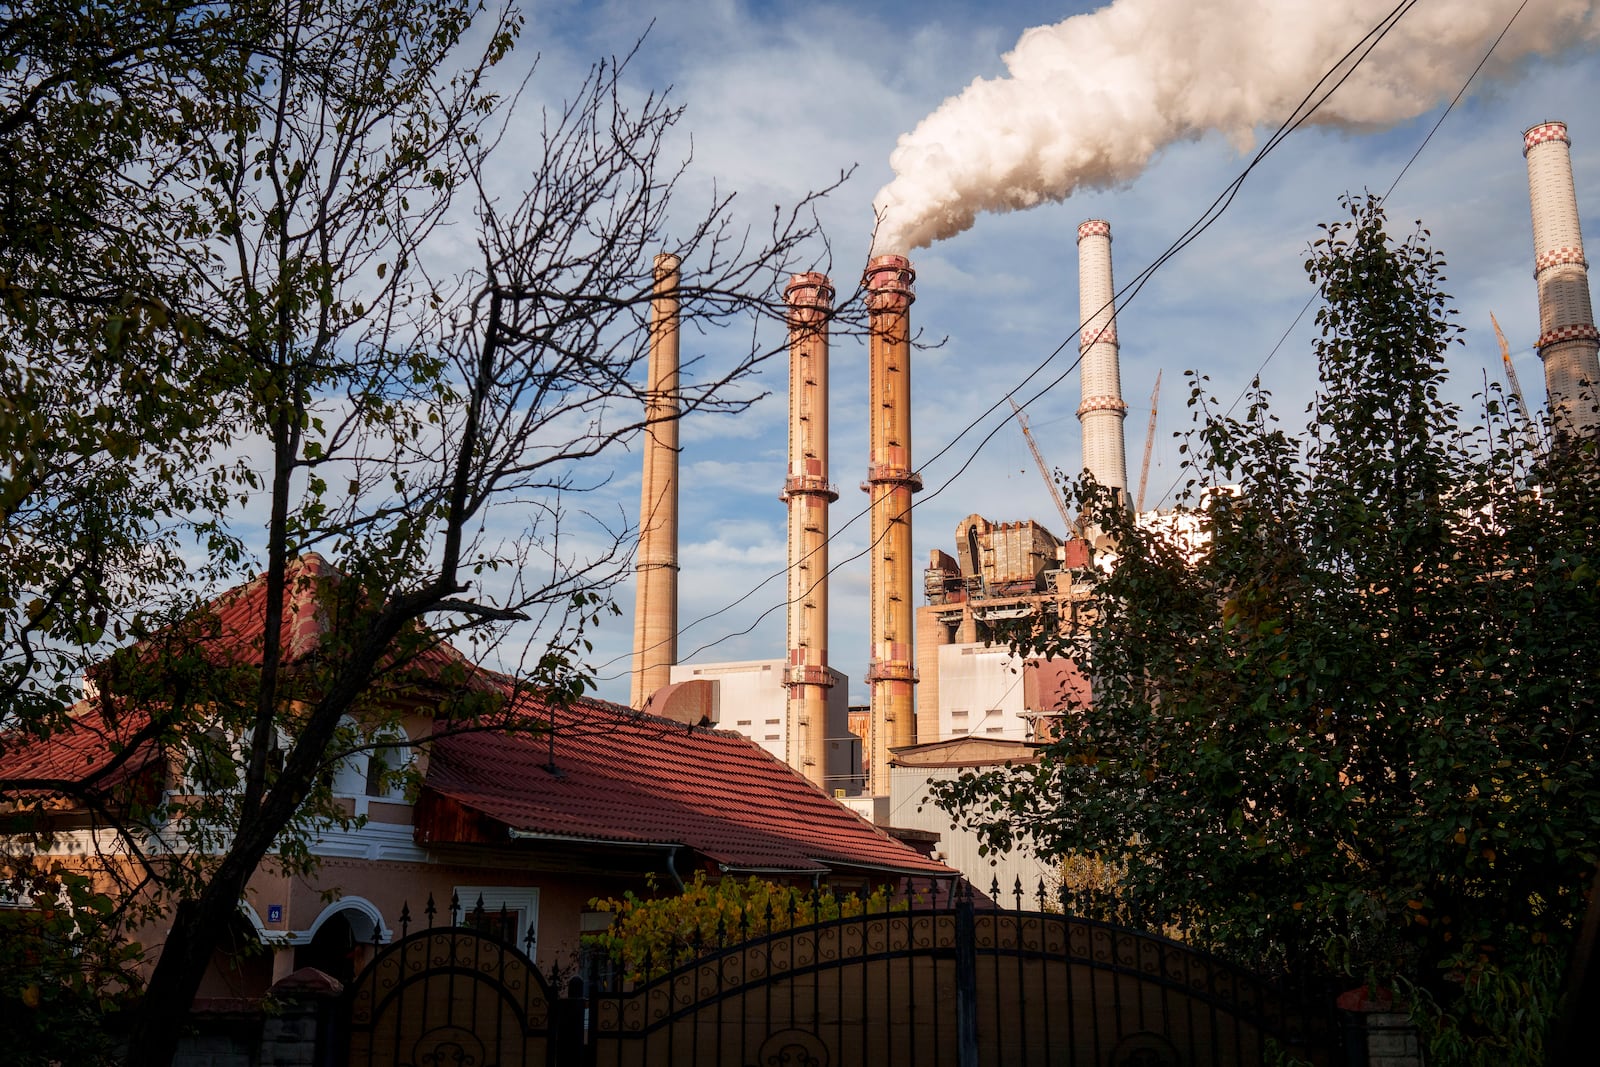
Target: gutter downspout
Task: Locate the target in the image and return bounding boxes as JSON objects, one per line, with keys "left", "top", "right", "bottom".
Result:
{"left": 664, "top": 845, "right": 686, "bottom": 893}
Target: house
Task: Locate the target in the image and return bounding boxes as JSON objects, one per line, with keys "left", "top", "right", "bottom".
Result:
{"left": 0, "top": 558, "right": 956, "bottom": 1012}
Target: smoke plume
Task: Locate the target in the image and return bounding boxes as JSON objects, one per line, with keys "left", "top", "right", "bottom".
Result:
{"left": 872, "top": 0, "right": 1600, "bottom": 253}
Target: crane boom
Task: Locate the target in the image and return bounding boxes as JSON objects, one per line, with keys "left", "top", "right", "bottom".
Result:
{"left": 1136, "top": 369, "right": 1162, "bottom": 513}
{"left": 1008, "top": 396, "right": 1075, "bottom": 535}
{"left": 1490, "top": 312, "right": 1531, "bottom": 415}
{"left": 1491, "top": 311, "right": 1544, "bottom": 457}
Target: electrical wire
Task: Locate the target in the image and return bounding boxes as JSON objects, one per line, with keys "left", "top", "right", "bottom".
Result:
{"left": 1147, "top": 0, "right": 1531, "bottom": 511}
{"left": 600, "top": 0, "right": 1453, "bottom": 684}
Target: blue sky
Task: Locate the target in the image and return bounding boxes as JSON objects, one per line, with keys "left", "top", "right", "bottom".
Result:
{"left": 468, "top": 1, "right": 1600, "bottom": 705}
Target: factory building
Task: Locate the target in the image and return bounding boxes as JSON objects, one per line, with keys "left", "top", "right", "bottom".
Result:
{"left": 629, "top": 119, "right": 1596, "bottom": 815}
{"left": 915, "top": 515, "right": 1096, "bottom": 746}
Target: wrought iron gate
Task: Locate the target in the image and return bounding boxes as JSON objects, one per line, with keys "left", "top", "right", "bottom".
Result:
{"left": 345, "top": 895, "right": 569, "bottom": 1067}
{"left": 346, "top": 885, "right": 1341, "bottom": 1066}
{"left": 583, "top": 881, "right": 1340, "bottom": 1067}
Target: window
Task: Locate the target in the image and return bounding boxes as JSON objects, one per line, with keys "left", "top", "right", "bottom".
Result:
{"left": 188, "top": 727, "right": 240, "bottom": 793}
{"left": 453, "top": 886, "right": 539, "bottom": 952}
{"left": 364, "top": 740, "right": 411, "bottom": 800}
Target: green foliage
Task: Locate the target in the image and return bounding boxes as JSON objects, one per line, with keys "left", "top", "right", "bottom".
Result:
{"left": 587, "top": 873, "right": 903, "bottom": 981}
{"left": 932, "top": 196, "right": 1600, "bottom": 1060}
{"left": 0, "top": 863, "right": 145, "bottom": 1066}
{"left": 1401, "top": 947, "right": 1563, "bottom": 1067}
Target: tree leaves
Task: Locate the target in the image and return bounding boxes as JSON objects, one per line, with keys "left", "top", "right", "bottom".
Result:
{"left": 934, "top": 197, "right": 1599, "bottom": 1058}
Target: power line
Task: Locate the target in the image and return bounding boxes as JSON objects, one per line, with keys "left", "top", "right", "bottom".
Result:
{"left": 1148, "top": 0, "right": 1531, "bottom": 511}
{"left": 598, "top": 0, "right": 1435, "bottom": 684}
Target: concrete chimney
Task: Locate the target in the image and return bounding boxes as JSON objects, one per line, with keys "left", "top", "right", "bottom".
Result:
{"left": 783, "top": 272, "right": 837, "bottom": 789}
{"left": 1076, "top": 220, "right": 1130, "bottom": 504}
{"left": 1524, "top": 122, "right": 1600, "bottom": 436}
{"left": 863, "top": 255, "right": 920, "bottom": 795}
{"left": 630, "top": 253, "right": 681, "bottom": 709}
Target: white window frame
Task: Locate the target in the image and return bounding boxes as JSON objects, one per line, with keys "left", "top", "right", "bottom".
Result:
{"left": 453, "top": 885, "right": 540, "bottom": 951}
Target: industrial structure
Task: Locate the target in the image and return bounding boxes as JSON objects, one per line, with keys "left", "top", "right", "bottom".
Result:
{"left": 863, "top": 255, "right": 920, "bottom": 795}
{"left": 629, "top": 254, "right": 682, "bottom": 708}
{"left": 782, "top": 273, "right": 838, "bottom": 787}
{"left": 915, "top": 516, "right": 1094, "bottom": 745}
{"left": 1076, "top": 220, "right": 1131, "bottom": 506}
{"left": 625, "top": 119, "right": 1594, "bottom": 811}
{"left": 1524, "top": 121, "right": 1600, "bottom": 436}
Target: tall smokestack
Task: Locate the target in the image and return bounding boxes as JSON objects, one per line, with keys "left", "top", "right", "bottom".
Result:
{"left": 864, "top": 255, "right": 919, "bottom": 795}
{"left": 1076, "top": 220, "right": 1130, "bottom": 505}
{"left": 1524, "top": 121, "right": 1600, "bottom": 436}
{"left": 783, "top": 272, "right": 836, "bottom": 789}
{"left": 630, "top": 253, "right": 681, "bottom": 709}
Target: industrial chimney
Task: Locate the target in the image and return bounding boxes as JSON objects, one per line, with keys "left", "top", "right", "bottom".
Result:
{"left": 863, "top": 255, "right": 919, "bottom": 795}
{"left": 1524, "top": 122, "right": 1600, "bottom": 436}
{"left": 1076, "top": 221, "right": 1131, "bottom": 504}
{"left": 630, "top": 253, "right": 681, "bottom": 709}
{"left": 783, "top": 272, "right": 837, "bottom": 789}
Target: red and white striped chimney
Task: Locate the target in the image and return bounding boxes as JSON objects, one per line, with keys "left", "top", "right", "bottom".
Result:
{"left": 1076, "top": 220, "right": 1130, "bottom": 505}
{"left": 783, "top": 272, "right": 837, "bottom": 789}
{"left": 1524, "top": 121, "right": 1600, "bottom": 435}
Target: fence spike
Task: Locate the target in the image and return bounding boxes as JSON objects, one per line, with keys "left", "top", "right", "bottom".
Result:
{"left": 470, "top": 893, "right": 486, "bottom": 926}
{"left": 786, "top": 887, "right": 798, "bottom": 925}
{"left": 449, "top": 889, "right": 461, "bottom": 926}
{"left": 399, "top": 902, "right": 412, "bottom": 937}
{"left": 715, "top": 912, "right": 728, "bottom": 949}
{"left": 990, "top": 876, "right": 1001, "bottom": 902}
{"left": 424, "top": 893, "right": 436, "bottom": 928}
{"left": 1013, "top": 875, "right": 1024, "bottom": 910}
{"left": 524, "top": 923, "right": 536, "bottom": 957}
{"left": 1037, "top": 879, "right": 1048, "bottom": 911}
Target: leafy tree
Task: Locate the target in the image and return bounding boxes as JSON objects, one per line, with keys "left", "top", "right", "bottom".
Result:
{"left": 932, "top": 196, "right": 1600, "bottom": 1062}
{"left": 1, "top": 2, "right": 849, "bottom": 1063}
{"left": 587, "top": 873, "right": 904, "bottom": 982}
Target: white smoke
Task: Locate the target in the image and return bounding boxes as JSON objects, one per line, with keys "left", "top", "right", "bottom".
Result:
{"left": 872, "top": 0, "right": 1600, "bottom": 253}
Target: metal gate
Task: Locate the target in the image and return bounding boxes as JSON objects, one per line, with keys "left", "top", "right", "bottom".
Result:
{"left": 346, "top": 884, "right": 1340, "bottom": 1066}
{"left": 345, "top": 895, "right": 567, "bottom": 1067}
{"left": 585, "top": 881, "right": 1340, "bottom": 1067}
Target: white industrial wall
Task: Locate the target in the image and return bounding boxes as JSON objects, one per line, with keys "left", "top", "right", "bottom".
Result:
{"left": 670, "top": 659, "right": 857, "bottom": 791}
{"left": 935, "top": 643, "right": 1030, "bottom": 741}
{"left": 889, "top": 764, "right": 1056, "bottom": 896}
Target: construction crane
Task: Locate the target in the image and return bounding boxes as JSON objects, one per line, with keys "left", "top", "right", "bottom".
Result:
{"left": 1007, "top": 396, "right": 1075, "bottom": 535}
{"left": 1491, "top": 312, "right": 1544, "bottom": 455}
{"left": 1491, "top": 312, "right": 1532, "bottom": 415}
{"left": 1136, "top": 369, "right": 1162, "bottom": 513}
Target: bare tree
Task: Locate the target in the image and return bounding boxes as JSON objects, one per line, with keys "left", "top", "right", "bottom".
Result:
{"left": 0, "top": 2, "right": 852, "bottom": 1063}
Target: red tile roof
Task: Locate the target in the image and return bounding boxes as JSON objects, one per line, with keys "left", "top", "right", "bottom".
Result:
{"left": 0, "top": 704, "right": 157, "bottom": 791}
{"left": 419, "top": 692, "right": 955, "bottom": 879}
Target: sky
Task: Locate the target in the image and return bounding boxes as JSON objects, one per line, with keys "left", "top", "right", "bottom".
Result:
{"left": 465, "top": 0, "right": 1600, "bottom": 706}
